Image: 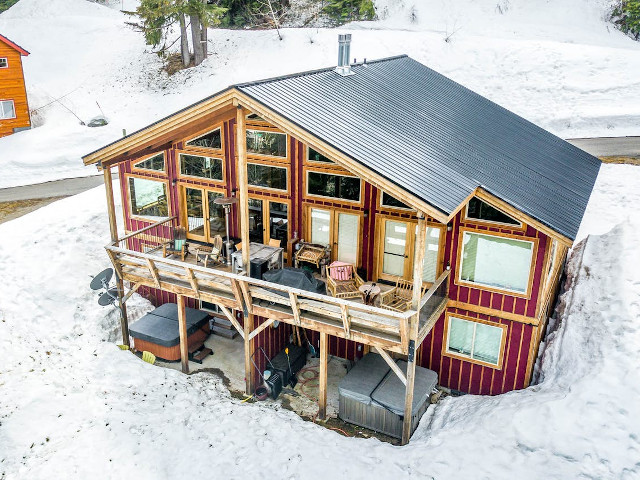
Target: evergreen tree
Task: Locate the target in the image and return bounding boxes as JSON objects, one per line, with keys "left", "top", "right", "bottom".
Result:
{"left": 612, "top": 1, "right": 640, "bottom": 40}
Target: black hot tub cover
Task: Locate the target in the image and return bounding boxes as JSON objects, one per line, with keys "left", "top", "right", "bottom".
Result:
{"left": 262, "top": 267, "right": 326, "bottom": 296}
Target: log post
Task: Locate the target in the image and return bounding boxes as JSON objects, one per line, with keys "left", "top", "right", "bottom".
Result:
{"left": 104, "top": 165, "right": 129, "bottom": 346}
{"left": 412, "top": 214, "right": 427, "bottom": 310}
{"left": 318, "top": 332, "right": 328, "bottom": 420}
{"left": 235, "top": 106, "right": 250, "bottom": 270}
{"left": 243, "top": 313, "right": 255, "bottom": 395}
{"left": 177, "top": 294, "right": 189, "bottom": 374}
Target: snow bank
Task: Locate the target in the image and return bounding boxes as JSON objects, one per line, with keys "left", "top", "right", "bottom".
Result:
{"left": 1, "top": 164, "right": 639, "bottom": 478}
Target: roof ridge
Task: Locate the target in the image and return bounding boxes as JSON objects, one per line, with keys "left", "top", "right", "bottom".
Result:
{"left": 234, "top": 54, "right": 408, "bottom": 88}
{"left": 0, "top": 33, "right": 29, "bottom": 56}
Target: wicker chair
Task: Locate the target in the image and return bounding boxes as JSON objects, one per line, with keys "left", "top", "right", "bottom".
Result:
{"left": 326, "top": 262, "right": 364, "bottom": 299}
{"left": 379, "top": 278, "right": 428, "bottom": 312}
{"left": 195, "top": 235, "right": 224, "bottom": 268}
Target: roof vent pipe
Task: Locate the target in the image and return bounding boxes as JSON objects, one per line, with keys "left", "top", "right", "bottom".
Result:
{"left": 335, "top": 34, "right": 354, "bottom": 76}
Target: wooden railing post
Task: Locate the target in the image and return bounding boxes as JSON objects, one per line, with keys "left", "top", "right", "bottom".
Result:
{"left": 401, "top": 314, "right": 419, "bottom": 445}
{"left": 244, "top": 313, "right": 255, "bottom": 395}
{"left": 177, "top": 294, "right": 189, "bottom": 373}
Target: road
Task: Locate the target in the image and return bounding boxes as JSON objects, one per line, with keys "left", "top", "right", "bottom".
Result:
{"left": 0, "top": 173, "right": 115, "bottom": 202}
{"left": 566, "top": 136, "right": 640, "bottom": 159}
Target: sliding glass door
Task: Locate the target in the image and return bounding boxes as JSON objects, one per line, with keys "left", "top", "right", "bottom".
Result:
{"left": 308, "top": 207, "right": 361, "bottom": 265}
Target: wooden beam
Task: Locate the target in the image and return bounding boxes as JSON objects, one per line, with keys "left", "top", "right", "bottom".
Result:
{"left": 235, "top": 105, "right": 251, "bottom": 270}
{"left": 412, "top": 215, "right": 427, "bottom": 310}
{"left": 103, "top": 166, "right": 119, "bottom": 242}
{"left": 243, "top": 313, "right": 255, "bottom": 395}
{"left": 218, "top": 305, "right": 245, "bottom": 339}
{"left": 340, "top": 304, "right": 351, "bottom": 339}
{"left": 229, "top": 279, "right": 245, "bottom": 311}
{"left": 401, "top": 316, "right": 419, "bottom": 445}
{"left": 248, "top": 317, "right": 277, "bottom": 342}
{"left": 447, "top": 300, "right": 539, "bottom": 325}
{"left": 184, "top": 267, "right": 199, "bottom": 298}
{"left": 373, "top": 346, "right": 406, "bottom": 386}
{"left": 121, "top": 282, "right": 141, "bottom": 303}
{"left": 318, "top": 332, "right": 328, "bottom": 420}
{"left": 289, "top": 291, "right": 301, "bottom": 325}
{"left": 145, "top": 258, "right": 161, "bottom": 288}
{"left": 177, "top": 294, "right": 189, "bottom": 374}
{"left": 239, "top": 280, "right": 253, "bottom": 314}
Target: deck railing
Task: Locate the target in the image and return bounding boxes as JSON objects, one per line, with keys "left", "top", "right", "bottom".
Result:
{"left": 106, "top": 218, "right": 450, "bottom": 353}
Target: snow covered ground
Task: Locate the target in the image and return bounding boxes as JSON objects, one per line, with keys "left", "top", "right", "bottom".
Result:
{"left": 0, "top": 161, "right": 639, "bottom": 479}
{"left": 0, "top": 0, "right": 639, "bottom": 188}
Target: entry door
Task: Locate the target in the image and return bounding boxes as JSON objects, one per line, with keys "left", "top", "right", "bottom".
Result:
{"left": 380, "top": 219, "right": 410, "bottom": 280}
{"left": 248, "top": 196, "right": 289, "bottom": 248}
{"left": 181, "top": 186, "right": 224, "bottom": 243}
{"left": 309, "top": 207, "right": 360, "bottom": 265}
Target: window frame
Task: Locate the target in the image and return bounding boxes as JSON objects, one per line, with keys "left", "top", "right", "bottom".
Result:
{"left": 177, "top": 151, "right": 225, "bottom": 184}
{"left": 126, "top": 173, "right": 172, "bottom": 222}
{"left": 443, "top": 313, "right": 508, "bottom": 369}
{"left": 246, "top": 161, "right": 289, "bottom": 192}
{"left": 464, "top": 197, "right": 524, "bottom": 230}
{"left": 246, "top": 128, "right": 288, "bottom": 159}
{"left": 0, "top": 58, "right": 8, "bottom": 69}
{"left": 183, "top": 126, "right": 224, "bottom": 153}
{"left": 304, "top": 168, "right": 363, "bottom": 204}
{"left": 0, "top": 99, "right": 16, "bottom": 120}
{"left": 247, "top": 194, "right": 291, "bottom": 255}
{"left": 378, "top": 190, "right": 414, "bottom": 212}
{"left": 456, "top": 228, "right": 538, "bottom": 298}
{"left": 305, "top": 145, "right": 336, "bottom": 165}
{"left": 178, "top": 183, "right": 227, "bottom": 242}
{"left": 131, "top": 151, "right": 167, "bottom": 175}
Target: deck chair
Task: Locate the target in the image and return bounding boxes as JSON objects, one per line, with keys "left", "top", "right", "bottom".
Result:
{"left": 117, "top": 344, "right": 130, "bottom": 351}
{"left": 195, "top": 235, "right": 224, "bottom": 268}
{"left": 162, "top": 226, "right": 187, "bottom": 261}
{"left": 142, "top": 351, "right": 156, "bottom": 365}
{"left": 326, "top": 262, "right": 364, "bottom": 299}
{"left": 379, "top": 278, "right": 428, "bottom": 312}
{"left": 268, "top": 238, "right": 281, "bottom": 248}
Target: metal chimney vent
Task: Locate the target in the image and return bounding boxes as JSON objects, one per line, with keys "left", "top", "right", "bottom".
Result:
{"left": 335, "top": 34, "right": 354, "bottom": 76}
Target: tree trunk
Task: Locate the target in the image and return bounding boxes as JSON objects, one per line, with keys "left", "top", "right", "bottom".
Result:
{"left": 190, "top": 13, "right": 204, "bottom": 66}
{"left": 200, "top": 18, "right": 208, "bottom": 58}
{"left": 179, "top": 14, "right": 190, "bottom": 67}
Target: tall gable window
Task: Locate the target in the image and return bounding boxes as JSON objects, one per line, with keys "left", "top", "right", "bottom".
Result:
{"left": 128, "top": 177, "right": 169, "bottom": 220}
{"left": 308, "top": 147, "right": 334, "bottom": 164}
{"left": 459, "top": 231, "right": 534, "bottom": 295}
{"left": 466, "top": 197, "right": 521, "bottom": 227}
{"left": 133, "top": 153, "right": 165, "bottom": 172}
{"left": 246, "top": 129, "right": 287, "bottom": 157}
{"left": 446, "top": 315, "right": 505, "bottom": 368}
{"left": 0, "top": 100, "right": 16, "bottom": 119}
{"left": 248, "top": 163, "right": 287, "bottom": 191}
{"left": 179, "top": 154, "right": 223, "bottom": 181}
{"left": 307, "top": 171, "right": 361, "bottom": 202}
{"left": 0, "top": 58, "right": 7, "bottom": 68}
{"left": 186, "top": 128, "right": 222, "bottom": 149}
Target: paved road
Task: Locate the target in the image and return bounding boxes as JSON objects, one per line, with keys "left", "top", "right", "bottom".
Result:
{"left": 566, "top": 136, "right": 640, "bottom": 158}
{"left": 0, "top": 173, "right": 116, "bottom": 202}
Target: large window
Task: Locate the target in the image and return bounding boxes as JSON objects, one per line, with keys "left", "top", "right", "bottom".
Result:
{"left": 246, "top": 129, "right": 287, "bottom": 157}
{"left": 248, "top": 163, "right": 287, "bottom": 191}
{"left": 128, "top": 177, "right": 169, "bottom": 220}
{"left": 0, "top": 100, "right": 16, "bottom": 120}
{"left": 446, "top": 315, "right": 505, "bottom": 367}
{"left": 466, "top": 197, "right": 521, "bottom": 227}
{"left": 307, "top": 171, "right": 361, "bottom": 202}
{"left": 133, "top": 153, "right": 165, "bottom": 172}
{"left": 459, "top": 231, "right": 535, "bottom": 295}
{"left": 309, "top": 207, "right": 360, "bottom": 264}
{"left": 0, "top": 58, "right": 7, "bottom": 68}
{"left": 179, "top": 153, "right": 223, "bottom": 181}
{"left": 186, "top": 128, "right": 222, "bottom": 149}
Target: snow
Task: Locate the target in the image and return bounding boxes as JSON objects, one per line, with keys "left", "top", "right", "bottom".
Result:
{"left": 1, "top": 163, "right": 640, "bottom": 478}
{"left": 0, "top": 0, "right": 639, "bottom": 188}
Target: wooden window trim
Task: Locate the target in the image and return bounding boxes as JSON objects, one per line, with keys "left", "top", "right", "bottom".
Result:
{"left": 455, "top": 227, "right": 539, "bottom": 299}
{"left": 125, "top": 173, "right": 172, "bottom": 223}
{"left": 178, "top": 182, "right": 227, "bottom": 242}
{"left": 131, "top": 151, "right": 168, "bottom": 175}
{"left": 0, "top": 58, "right": 8, "bottom": 69}
{"left": 463, "top": 197, "right": 525, "bottom": 231}
{"left": 304, "top": 145, "right": 338, "bottom": 167}
{"left": 0, "top": 99, "right": 16, "bottom": 120}
{"left": 248, "top": 194, "right": 292, "bottom": 256}
{"left": 177, "top": 151, "right": 226, "bottom": 184}
{"left": 183, "top": 125, "right": 224, "bottom": 155}
{"left": 442, "top": 311, "right": 508, "bottom": 370}
{"left": 245, "top": 161, "right": 289, "bottom": 193}
{"left": 378, "top": 190, "right": 415, "bottom": 212}
{"left": 304, "top": 168, "right": 363, "bottom": 205}
{"left": 246, "top": 128, "right": 288, "bottom": 160}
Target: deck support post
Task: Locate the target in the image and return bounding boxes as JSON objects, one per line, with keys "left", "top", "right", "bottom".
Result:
{"left": 177, "top": 294, "right": 189, "bottom": 374}
{"left": 103, "top": 165, "right": 129, "bottom": 346}
{"left": 318, "top": 332, "right": 328, "bottom": 420}
{"left": 243, "top": 313, "right": 255, "bottom": 395}
{"left": 235, "top": 105, "right": 250, "bottom": 270}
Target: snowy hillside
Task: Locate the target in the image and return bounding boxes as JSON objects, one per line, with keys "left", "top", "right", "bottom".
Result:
{"left": 0, "top": 163, "right": 639, "bottom": 479}
{"left": 0, "top": 0, "right": 639, "bottom": 188}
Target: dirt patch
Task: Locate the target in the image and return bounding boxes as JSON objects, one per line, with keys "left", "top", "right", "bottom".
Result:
{"left": 0, "top": 197, "right": 68, "bottom": 224}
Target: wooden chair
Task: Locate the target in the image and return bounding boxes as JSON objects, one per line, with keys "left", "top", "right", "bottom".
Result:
{"left": 268, "top": 238, "right": 281, "bottom": 248}
{"left": 195, "top": 235, "right": 224, "bottom": 268}
{"left": 235, "top": 242, "right": 243, "bottom": 252}
{"left": 326, "top": 262, "right": 364, "bottom": 299}
{"left": 142, "top": 351, "right": 156, "bottom": 365}
{"left": 162, "top": 226, "right": 187, "bottom": 261}
{"left": 379, "top": 278, "right": 428, "bottom": 312}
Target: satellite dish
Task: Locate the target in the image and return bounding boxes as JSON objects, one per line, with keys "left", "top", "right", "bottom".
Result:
{"left": 90, "top": 268, "right": 113, "bottom": 291}
{"left": 98, "top": 288, "right": 119, "bottom": 306}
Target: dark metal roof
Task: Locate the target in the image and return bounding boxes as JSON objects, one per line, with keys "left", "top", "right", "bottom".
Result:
{"left": 238, "top": 55, "right": 601, "bottom": 240}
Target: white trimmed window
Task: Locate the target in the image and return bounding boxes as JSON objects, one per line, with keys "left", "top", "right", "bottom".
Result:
{"left": 0, "top": 58, "right": 7, "bottom": 68}
{"left": 0, "top": 100, "right": 16, "bottom": 119}
{"left": 465, "top": 197, "right": 521, "bottom": 227}
{"left": 128, "top": 177, "right": 169, "bottom": 220}
{"left": 133, "top": 153, "right": 165, "bottom": 172}
{"left": 246, "top": 129, "right": 287, "bottom": 157}
{"left": 459, "top": 231, "right": 534, "bottom": 294}
{"left": 446, "top": 316, "right": 504, "bottom": 367}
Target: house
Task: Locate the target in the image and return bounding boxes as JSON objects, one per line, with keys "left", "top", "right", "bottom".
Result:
{"left": 83, "top": 36, "right": 601, "bottom": 443}
{"left": 0, "top": 33, "right": 30, "bottom": 137}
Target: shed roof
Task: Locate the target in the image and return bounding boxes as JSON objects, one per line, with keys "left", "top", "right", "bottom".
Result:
{"left": 237, "top": 55, "right": 601, "bottom": 240}
{"left": 0, "top": 33, "right": 29, "bottom": 56}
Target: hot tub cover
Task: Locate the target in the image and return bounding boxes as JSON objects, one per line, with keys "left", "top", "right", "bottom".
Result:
{"left": 151, "top": 303, "right": 210, "bottom": 326}
{"left": 371, "top": 360, "right": 438, "bottom": 416}
{"left": 262, "top": 267, "right": 326, "bottom": 296}
{"left": 129, "top": 313, "right": 209, "bottom": 347}
{"left": 338, "top": 353, "right": 391, "bottom": 405}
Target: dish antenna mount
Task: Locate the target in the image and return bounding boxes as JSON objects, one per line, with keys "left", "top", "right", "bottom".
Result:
{"left": 90, "top": 268, "right": 125, "bottom": 308}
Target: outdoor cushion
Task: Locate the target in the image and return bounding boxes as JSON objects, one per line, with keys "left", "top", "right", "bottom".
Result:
{"left": 129, "top": 313, "right": 208, "bottom": 347}
{"left": 338, "top": 353, "right": 391, "bottom": 405}
{"left": 151, "top": 303, "right": 210, "bottom": 326}
{"left": 370, "top": 360, "right": 438, "bottom": 416}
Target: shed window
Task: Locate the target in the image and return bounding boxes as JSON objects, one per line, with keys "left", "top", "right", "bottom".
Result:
{"left": 307, "top": 171, "right": 361, "bottom": 202}
{"left": 466, "top": 197, "right": 520, "bottom": 226}
{"left": 133, "top": 153, "right": 165, "bottom": 172}
{"left": 248, "top": 163, "right": 287, "bottom": 190}
{"left": 128, "top": 177, "right": 169, "bottom": 220}
{"left": 180, "top": 154, "right": 223, "bottom": 181}
{"left": 308, "top": 147, "right": 333, "bottom": 163}
{"left": 186, "top": 128, "right": 222, "bottom": 149}
{"left": 0, "top": 58, "right": 7, "bottom": 68}
{"left": 459, "top": 231, "right": 534, "bottom": 294}
{"left": 0, "top": 100, "right": 16, "bottom": 119}
{"left": 381, "top": 192, "right": 411, "bottom": 210}
{"left": 246, "top": 129, "right": 287, "bottom": 157}
{"left": 447, "top": 316, "right": 504, "bottom": 367}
